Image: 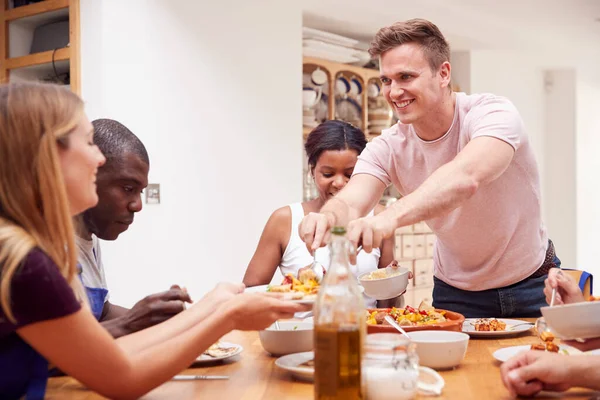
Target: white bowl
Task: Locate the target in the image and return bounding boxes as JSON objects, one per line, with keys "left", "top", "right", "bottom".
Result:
{"left": 541, "top": 301, "right": 600, "bottom": 340}
{"left": 407, "top": 331, "right": 469, "bottom": 370}
{"left": 258, "top": 320, "right": 313, "bottom": 356}
{"left": 358, "top": 267, "right": 410, "bottom": 300}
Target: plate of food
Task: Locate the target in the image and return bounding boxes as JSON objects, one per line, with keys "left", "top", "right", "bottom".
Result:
{"left": 247, "top": 269, "right": 321, "bottom": 304}
{"left": 365, "top": 301, "right": 465, "bottom": 333}
{"left": 462, "top": 318, "right": 533, "bottom": 337}
{"left": 193, "top": 341, "right": 243, "bottom": 365}
{"left": 492, "top": 345, "right": 583, "bottom": 363}
{"left": 274, "top": 351, "right": 314, "bottom": 382}
{"left": 493, "top": 330, "right": 582, "bottom": 362}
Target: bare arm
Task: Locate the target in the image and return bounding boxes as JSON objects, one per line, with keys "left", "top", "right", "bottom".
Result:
{"left": 102, "top": 301, "right": 128, "bottom": 319}
{"left": 301, "top": 174, "right": 386, "bottom": 252}
{"left": 114, "top": 284, "right": 238, "bottom": 356}
{"left": 99, "top": 301, "right": 129, "bottom": 338}
{"left": 345, "top": 137, "right": 515, "bottom": 251}
{"left": 380, "top": 136, "right": 514, "bottom": 229}
{"left": 18, "top": 291, "right": 304, "bottom": 399}
{"left": 374, "top": 204, "right": 394, "bottom": 268}
{"left": 99, "top": 286, "right": 192, "bottom": 339}
{"left": 242, "top": 207, "right": 290, "bottom": 287}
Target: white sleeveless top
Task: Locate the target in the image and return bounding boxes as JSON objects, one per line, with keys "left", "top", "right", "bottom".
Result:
{"left": 279, "top": 202, "right": 381, "bottom": 307}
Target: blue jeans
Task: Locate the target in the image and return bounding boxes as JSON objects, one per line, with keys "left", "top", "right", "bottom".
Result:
{"left": 432, "top": 254, "right": 561, "bottom": 318}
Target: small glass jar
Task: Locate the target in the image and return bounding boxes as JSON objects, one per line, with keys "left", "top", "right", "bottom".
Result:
{"left": 363, "top": 334, "right": 420, "bottom": 400}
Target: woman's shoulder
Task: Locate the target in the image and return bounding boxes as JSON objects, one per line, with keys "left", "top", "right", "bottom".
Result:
{"left": 261, "top": 205, "right": 293, "bottom": 241}
{"left": 269, "top": 205, "right": 293, "bottom": 225}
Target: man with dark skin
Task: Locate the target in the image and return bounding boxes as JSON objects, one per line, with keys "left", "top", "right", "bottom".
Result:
{"left": 76, "top": 119, "right": 191, "bottom": 338}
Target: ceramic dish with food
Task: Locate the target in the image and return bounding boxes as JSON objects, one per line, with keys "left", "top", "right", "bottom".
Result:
{"left": 366, "top": 302, "right": 465, "bottom": 334}
{"left": 274, "top": 351, "right": 315, "bottom": 382}
{"left": 193, "top": 341, "right": 243, "bottom": 365}
{"left": 358, "top": 266, "right": 410, "bottom": 300}
{"left": 540, "top": 299, "right": 600, "bottom": 340}
{"left": 462, "top": 318, "right": 533, "bottom": 337}
{"left": 493, "top": 344, "right": 582, "bottom": 363}
{"left": 248, "top": 269, "right": 320, "bottom": 303}
{"left": 258, "top": 320, "right": 313, "bottom": 356}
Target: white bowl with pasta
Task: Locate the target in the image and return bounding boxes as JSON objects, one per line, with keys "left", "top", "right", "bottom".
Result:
{"left": 358, "top": 266, "right": 410, "bottom": 300}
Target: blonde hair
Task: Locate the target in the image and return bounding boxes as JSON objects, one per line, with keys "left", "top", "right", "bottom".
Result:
{"left": 0, "top": 82, "right": 87, "bottom": 322}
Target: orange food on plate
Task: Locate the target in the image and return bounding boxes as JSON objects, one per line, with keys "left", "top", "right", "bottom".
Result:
{"left": 366, "top": 301, "right": 446, "bottom": 327}
{"left": 531, "top": 330, "right": 559, "bottom": 352}
{"left": 473, "top": 318, "right": 506, "bottom": 332}
{"left": 266, "top": 269, "right": 320, "bottom": 300}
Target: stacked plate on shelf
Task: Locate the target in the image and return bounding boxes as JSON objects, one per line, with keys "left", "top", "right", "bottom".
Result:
{"left": 302, "top": 27, "right": 371, "bottom": 66}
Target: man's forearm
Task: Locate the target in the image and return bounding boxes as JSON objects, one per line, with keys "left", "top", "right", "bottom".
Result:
{"left": 116, "top": 295, "right": 220, "bottom": 356}
{"left": 100, "top": 302, "right": 131, "bottom": 339}
{"left": 101, "top": 316, "right": 133, "bottom": 339}
{"left": 385, "top": 162, "right": 478, "bottom": 228}
{"left": 320, "top": 197, "right": 362, "bottom": 227}
{"left": 570, "top": 356, "right": 600, "bottom": 390}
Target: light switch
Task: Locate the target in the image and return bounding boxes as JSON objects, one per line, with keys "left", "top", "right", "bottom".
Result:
{"left": 146, "top": 183, "right": 160, "bottom": 204}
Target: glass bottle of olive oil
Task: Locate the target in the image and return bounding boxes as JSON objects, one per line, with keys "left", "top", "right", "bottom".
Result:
{"left": 314, "top": 226, "right": 365, "bottom": 400}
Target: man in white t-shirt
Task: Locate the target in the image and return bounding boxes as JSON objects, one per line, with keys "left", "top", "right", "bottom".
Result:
{"left": 77, "top": 119, "right": 191, "bottom": 338}
{"left": 299, "top": 19, "right": 560, "bottom": 318}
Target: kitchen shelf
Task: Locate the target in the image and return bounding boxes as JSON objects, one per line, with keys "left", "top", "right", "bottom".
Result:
{"left": 5, "top": 46, "right": 69, "bottom": 70}
{"left": 1, "top": 0, "right": 80, "bottom": 94}
{"left": 4, "top": 0, "right": 68, "bottom": 21}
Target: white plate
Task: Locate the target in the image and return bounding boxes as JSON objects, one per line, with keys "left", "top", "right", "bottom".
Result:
{"left": 492, "top": 345, "right": 582, "bottom": 363}
{"left": 275, "top": 351, "right": 314, "bottom": 381}
{"left": 541, "top": 301, "right": 600, "bottom": 340}
{"left": 193, "top": 342, "right": 243, "bottom": 365}
{"left": 246, "top": 285, "right": 316, "bottom": 304}
{"left": 462, "top": 318, "right": 533, "bottom": 337}
{"left": 246, "top": 284, "right": 364, "bottom": 305}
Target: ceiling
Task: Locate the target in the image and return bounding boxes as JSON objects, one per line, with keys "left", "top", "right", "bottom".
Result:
{"left": 302, "top": 0, "right": 600, "bottom": 57}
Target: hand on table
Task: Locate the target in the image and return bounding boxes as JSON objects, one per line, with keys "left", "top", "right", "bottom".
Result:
{"left": 500, "top": 351, "right": 574, "bottom": 397}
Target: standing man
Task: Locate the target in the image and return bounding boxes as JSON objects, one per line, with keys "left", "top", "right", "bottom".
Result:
{"left": 77, "top": 119, "right": 191, "bottom": 337}
{"left": 300, "top": 19, "right": 558, "bottom": 318}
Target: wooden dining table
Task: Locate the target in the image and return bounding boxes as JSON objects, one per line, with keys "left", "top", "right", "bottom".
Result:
{"left": 46, "top": 319, "right": 600, "bottom": 400}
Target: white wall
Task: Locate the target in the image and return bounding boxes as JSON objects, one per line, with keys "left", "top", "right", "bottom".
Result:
{"left": 576, "top": 62, "right": 600, "bottom": 280}
{"left": 469, "top": 50, "right": 545, "bottom": 182}
{"left": 450, "top": 51, "right": 470, "bottom": 94}
{"left": 543, "top": 70, "right": 576, "bottom": 270}
{"left": 80, "top": 0, "right": 303, "bottom": 306}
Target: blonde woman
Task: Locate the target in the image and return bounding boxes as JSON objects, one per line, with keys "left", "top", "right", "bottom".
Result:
{"left": 0, "top": 82, "right": 306, "bottom": 399}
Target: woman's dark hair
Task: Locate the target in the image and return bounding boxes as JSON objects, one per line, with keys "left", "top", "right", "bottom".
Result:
{"left": 304, "top": 120, "right": 367, "bottom": 170}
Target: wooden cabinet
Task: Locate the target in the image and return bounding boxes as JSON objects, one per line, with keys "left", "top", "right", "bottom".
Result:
{"left": 394, "top": 223, "right": 436, "bottom": 306}
{"left": 0, "top": 0, "right": 80, "bottom": 94}
{"left": 302, "top": 56, "right": 393, "bottom": 141}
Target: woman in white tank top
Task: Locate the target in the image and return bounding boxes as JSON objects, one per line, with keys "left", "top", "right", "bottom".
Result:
{"left": 243, "top": 121, "right": 397, "bottom": 307}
